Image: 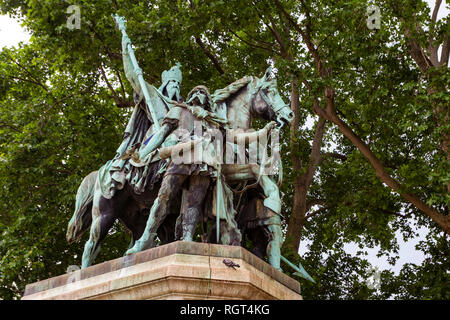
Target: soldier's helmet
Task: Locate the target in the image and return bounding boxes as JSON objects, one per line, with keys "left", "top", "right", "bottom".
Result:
{"left": 186, "top": 85, "right": 213, "bottom": 111}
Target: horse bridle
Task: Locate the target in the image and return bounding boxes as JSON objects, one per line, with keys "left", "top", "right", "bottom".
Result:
{"left": 260, "top": 88, "right": 284, "bottom": 113}
{"left": 255, "top": 85, "right": 289, "bottom": 129}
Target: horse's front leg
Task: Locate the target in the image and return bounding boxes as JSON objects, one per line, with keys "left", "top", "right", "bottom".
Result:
{"left": 247, "top": 165, "right": 283, "bottom": 271}
{"left": 223, "top": 164, "right": 283, "bottom": 270}
{"left": 126, "top": 173, "right": 187, "bottom": 255}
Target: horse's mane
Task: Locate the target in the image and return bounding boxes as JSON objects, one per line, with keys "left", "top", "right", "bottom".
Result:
{"left": 211, "top": 74, "right": 277, "bottom": 123}
{"left": 212, "top": 76, "right": 254, "bottom": 103}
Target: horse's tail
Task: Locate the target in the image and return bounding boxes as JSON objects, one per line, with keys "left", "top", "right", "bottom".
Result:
{"left": 66, "top": 171, "right": 97, "bottom": 244}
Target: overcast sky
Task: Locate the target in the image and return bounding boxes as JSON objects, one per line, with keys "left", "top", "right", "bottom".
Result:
{"left": 0, "top": 1, "right": 447, "bottom": 277}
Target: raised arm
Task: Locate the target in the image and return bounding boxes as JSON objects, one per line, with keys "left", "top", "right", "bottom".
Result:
{"left": 122, "top": 34, "right": 143, "bottom": 96}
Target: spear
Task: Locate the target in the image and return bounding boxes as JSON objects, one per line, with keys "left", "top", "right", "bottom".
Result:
{"left": 281, "top": 255, "right": 316, "bottom": 283}
{"left": 113, "top": 14, "right": 160, "bottom": 130}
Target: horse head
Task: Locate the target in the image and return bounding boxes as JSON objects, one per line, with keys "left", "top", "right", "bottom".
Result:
{"left": 250, "top": 67, "right": 294, "bottom": 128}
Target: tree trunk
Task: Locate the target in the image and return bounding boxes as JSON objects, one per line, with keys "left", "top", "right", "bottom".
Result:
{"left": 284, "top": 183, "right": 308, "bottom": 254}
{"left": 283, "top": 78, "right": 306, "bottom": 254}
{"left": 283, "top": 80, "right": 327, "bottom": 254}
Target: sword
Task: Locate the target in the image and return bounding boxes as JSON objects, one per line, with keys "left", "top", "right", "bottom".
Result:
{"left": 216, "top": 143, "right": 222, "bottom": 243}
{"left": 113, "top": 14, "right": 161, "bottom": 130}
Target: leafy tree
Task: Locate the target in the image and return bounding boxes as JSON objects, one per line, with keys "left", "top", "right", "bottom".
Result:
{"left": 0, "top": 0, "right": 448, "bottom": 299}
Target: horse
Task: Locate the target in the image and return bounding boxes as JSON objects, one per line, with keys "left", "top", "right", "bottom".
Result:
{"left": 66, "top": 169, "right": 179, "bottom": 247}
{"left": 67, "top": 82, "right": 184, "bottom": 268}
{"left": 67, "top": 68, "right": 293, "bottom": 269}
{"left": 157, "top": 68, "right": 293, "bottom": 270}
{"left": 194, "top": 68, "right": 293, "bottom": 270}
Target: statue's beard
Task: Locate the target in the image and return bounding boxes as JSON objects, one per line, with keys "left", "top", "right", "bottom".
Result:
{"left": 167, "top": 87, "right": 180, "bottom": 101}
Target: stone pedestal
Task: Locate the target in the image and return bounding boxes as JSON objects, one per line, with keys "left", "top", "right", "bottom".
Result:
{"left": 22, "top": 241, "right": 302, "bottom": 300}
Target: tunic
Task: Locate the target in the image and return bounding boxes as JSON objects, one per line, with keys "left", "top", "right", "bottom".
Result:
{"left": 149, "top": 105, "right": 225, "bottom": 177}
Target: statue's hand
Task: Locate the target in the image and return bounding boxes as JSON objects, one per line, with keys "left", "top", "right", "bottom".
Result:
{"left": 264, "top": 121, "right": 277, "bottom": 132}
{"left": 122, "top": 35, "right": 131, "bottom": 53}
{"left": 190, "top": 106, "right": 209, "bottom": 119}
{"left": 135, "top": 150, "right": 142, "bottom": 160}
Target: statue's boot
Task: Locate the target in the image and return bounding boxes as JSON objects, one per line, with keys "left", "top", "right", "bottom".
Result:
{"left": 248, "top": 165, "right": 281, "bottom": 214}
{"left": 263, "top": 197, "right": 281, "bottom": 215}
{"left": 218, "top": 218, "right": 242, "bottom": 246}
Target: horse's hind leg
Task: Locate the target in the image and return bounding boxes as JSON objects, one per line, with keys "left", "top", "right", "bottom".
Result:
{"left": 81, "top": 188, "right": 117, "bottom": 268}
{"left": 119, "top": 206, "right": 148, "bottom": 252}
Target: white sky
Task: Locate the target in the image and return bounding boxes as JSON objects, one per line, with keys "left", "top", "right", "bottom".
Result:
{"left": 0, "top": 15, "right": 30, "bottom": 47}
{"left": 0, "top": 2, "right": 447, "bottom": 280}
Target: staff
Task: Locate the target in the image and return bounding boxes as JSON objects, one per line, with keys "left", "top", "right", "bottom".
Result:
{"left": 280, "top": 255, "right": 315, "bottom": 283}
{"left": 113, "top": 14, "right": 161, "bottom": 130}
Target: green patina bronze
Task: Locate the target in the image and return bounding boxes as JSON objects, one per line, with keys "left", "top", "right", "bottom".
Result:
{"left": 281, "top": 255, "right": 315, "bottom": 283}
{"left": 113, "top": 14, "right": 160, "bottom": 130}
{"left": 67, "top": 15, "right": 313, "bottom": 282}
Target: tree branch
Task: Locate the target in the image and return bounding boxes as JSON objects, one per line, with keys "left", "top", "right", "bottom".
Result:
{"left": 431, "top": 0, "right": 442, "bottom": 24}
{"left": 440, "top": 34, "right": 449, "bottom": 66}
{"left": 99, "top": 65, "right": 132, "bottom": 108}
{"left": 114, "top": 67, "right": 127, "bottom": 97}
{"left": 305, "top": 206, "right": 331, "bottom": 220}
{"left": 321, "top": 152, "right": 347, "bottom": 162}
{"left": 427, "top": 0, "right": 442, "bottom": 65}
{"left": 273, "top": 0, "right": 327, "bottom": 76}
{"left": 0, "top": 122, "right": 20, "bottom": 132}
{"left": 194, "top": 36, "right": 225, "bottom": 75}
{"left": 9, "top": 58, "right": 50, "bottom": 93}
{"left": 304, "top": 115, "right": 326, "bottom": 187}
{"left": 391, "top": 5, "right": 434, "bottom": 72}
{"left": 306, "top": 199, "right": 326, "bottom": 212}
{"left": 241, "top": 29, "right": 277, "bottom": 48}
{"left": 380, "top": 208, "right": 412, "bottom": 219}
{"left": 7, "top": 75, "right": 48, "bottom": 91}
{"left": 259, "top": 8, "right": 288, "bottom": 57}
{"left": 317, "top": 103, "right": 450, "bottom": 234}
{"left": 228, "top": 28, "right": 279, "bottom": 55}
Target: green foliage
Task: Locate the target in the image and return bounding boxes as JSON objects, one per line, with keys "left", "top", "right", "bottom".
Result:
{"left": 0, "top": 0, "right": 448, "bottom": 299}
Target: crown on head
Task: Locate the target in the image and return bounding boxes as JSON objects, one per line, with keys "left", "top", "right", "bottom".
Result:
{"left": 161, "top": 62, "right": 182, "bottom": 84}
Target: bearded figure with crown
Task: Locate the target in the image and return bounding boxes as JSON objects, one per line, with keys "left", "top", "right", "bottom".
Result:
{"left": 96, "top": 33, "right": 185, "bottom": 200}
